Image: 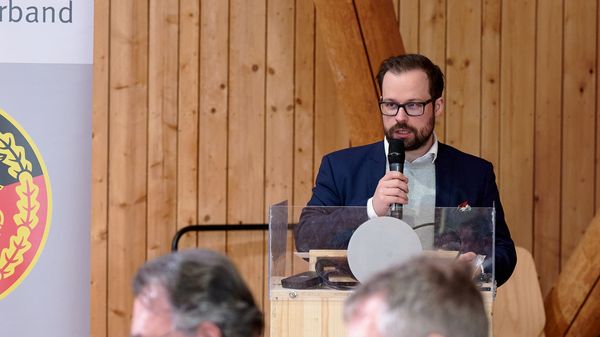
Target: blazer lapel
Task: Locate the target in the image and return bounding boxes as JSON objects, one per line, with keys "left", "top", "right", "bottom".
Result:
{"left": 435, "top": 143, "right": 453, "bottom": 207}
{"left": 367, "top": 141, "right": 386, "bottom": 193}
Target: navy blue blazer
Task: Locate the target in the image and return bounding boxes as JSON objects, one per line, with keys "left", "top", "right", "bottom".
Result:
{"left": 300, "top": 141, "right": 516, "bottom": 286}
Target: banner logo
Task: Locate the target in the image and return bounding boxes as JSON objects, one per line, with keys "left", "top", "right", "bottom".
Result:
{"left": 0, "top": 108, "right": 51, "bottom": 300}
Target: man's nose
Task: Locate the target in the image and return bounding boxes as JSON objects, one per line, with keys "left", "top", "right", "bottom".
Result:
{"left": 394, "top": 107, "right": 409, "bottom": 122}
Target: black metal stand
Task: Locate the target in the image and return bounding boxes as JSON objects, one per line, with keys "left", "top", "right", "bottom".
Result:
{"left": 171, "top": 224, "right": 269, "bottom": 251}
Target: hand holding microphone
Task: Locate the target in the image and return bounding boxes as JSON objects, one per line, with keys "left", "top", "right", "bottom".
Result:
{"left": 388, "top": 139, "right": 405, "bottom": 218}
{"left": 371, "top": 140, "right": 408, "bottom": 217}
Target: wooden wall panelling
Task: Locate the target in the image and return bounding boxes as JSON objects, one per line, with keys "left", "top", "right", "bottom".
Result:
{"left": 446, "top": 1, "right": 481, "bottom": 156}
{"left": 480, "top": 0, "right": 501, "bottom": 169}
{"left": 561, "top": 0, "right": 597, "bottom": 267}
{"left": 354, "top": 0, "right": 406, "bottom": 88}
{"left": 499, "top": 0, "right": 535, "bottom": 252}
{"left": 313, "top": 0, "right": 382, "bottom": 146}
{"left": 107, "top": 0, "right": 149, "bottom": 335}
{"left": 419, "top": 0, "right": 446, "bottom": 142}
{"left": 176, "top": 0, "right": 200, "bottom": 250}
{"left": 534, "top": 0, "right": 563, "bottom": 297}
{"left": 228, "top": 0, "right": 267, "bottom": 313}
{"left": 89, "top": 2, "right": 600, "bottom": 336}
{"left": 313, "top": 28, "right": 349, "bottom": 172}
{"left": 147, "top": 0, "right": 179, "bottom": 259}
{"left": 90, "top": 0, "right": 110, "bottom": 335}
{"left": 198, "top": 0, "right": 229, "bottom": 252}
{"left": 398, "top": 0, "right": 420, "bottom": 53}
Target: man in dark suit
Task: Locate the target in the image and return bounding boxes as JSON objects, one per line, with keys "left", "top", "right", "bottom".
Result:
{"left": 295, "top": 54, "right": 516, "bottom": 286}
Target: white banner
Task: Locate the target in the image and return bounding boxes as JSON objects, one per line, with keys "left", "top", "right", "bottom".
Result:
{"left": 0, "top": 0, "right": 92, "bottom": 336}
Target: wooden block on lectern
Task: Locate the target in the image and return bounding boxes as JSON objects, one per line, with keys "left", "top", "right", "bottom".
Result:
{"left": 308, "top": 249, "right": 348, "bottom": 271}
{"left": 307, "top": 250, "right": 458, "bottom": 270}
{"left": 270, "top": 278, "right": 350, "bottom": 337}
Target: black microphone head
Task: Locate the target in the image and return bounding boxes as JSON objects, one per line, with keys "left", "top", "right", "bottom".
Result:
{"left": 388, "top": 139, "right": 405, "bottom": 164}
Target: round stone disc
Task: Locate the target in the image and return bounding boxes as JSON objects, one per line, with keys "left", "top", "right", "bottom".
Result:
{"left": 347, "top": 216, "right": 423, "bottom": 283}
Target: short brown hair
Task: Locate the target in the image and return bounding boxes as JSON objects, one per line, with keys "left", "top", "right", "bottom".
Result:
{"left": 376, "top": 54, "right": 445, "bottom": 99}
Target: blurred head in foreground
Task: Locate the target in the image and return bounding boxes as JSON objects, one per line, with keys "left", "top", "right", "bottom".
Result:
{"left": 130, "top": 249, "right": 263, "bottom": 337}
{"left": 344, "top": 255, "right": 488, "bottom": 337}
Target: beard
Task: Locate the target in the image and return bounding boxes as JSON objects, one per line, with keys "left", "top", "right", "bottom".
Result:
{"left": 384, "top": 115, "right": 436, "bottom": 151}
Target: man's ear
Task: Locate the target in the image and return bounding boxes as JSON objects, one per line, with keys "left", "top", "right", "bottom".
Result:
{"left": 196, "top": 322, "right": 222, "bottom": 337}
{"left": 434, "top": 97, "right": 444, "bottom": 117}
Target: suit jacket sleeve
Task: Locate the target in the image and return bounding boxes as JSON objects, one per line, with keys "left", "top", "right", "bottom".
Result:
{"left": 295, "top": 155, "right": 369, "bottom": 251}
{"left": 483, "top": 165, "right": 517, "bottom": 286}
{"left": 307, "top": 155, "right": 340, "bottom": 206}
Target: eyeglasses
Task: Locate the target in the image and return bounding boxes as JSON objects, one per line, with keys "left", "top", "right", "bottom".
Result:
{"left": 379, "top": 98, "right": 435, "bottom": 117}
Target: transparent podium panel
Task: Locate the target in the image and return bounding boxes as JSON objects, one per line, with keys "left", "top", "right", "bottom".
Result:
{"left": 269, "top": 204, "right": 496, "bottom": 299}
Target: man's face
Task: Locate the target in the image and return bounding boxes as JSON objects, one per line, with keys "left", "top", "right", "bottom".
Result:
{"left": 380, "top": 69, "right": 443, "bottom": 152}
{"left": 346, "top": 295, "right": 387, "bottom": 337}
{"left": 130, "top": 284, "right": 184, "bottom": 337}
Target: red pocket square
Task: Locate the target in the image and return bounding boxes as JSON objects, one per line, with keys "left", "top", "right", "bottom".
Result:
{"left": 457, "top": 201, "right": 471, "bottom": 211}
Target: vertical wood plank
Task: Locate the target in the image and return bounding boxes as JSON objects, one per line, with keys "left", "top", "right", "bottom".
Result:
{"left": 265, "top": 1, "right": 295, "bottom": 334}
{"left": 534, "top": 0, "right": 563, "bottom": 297}
{"left": 597, "top": 0, "right": 600, "bottom": 215}
{"left": 313, "top": 0, "right": 382, "bottom": 146}
{"left": 107, "top": 0, "right": 148, "bottom": 335}
{"left": 480, "top": 0, "right": 501, "bottom": 169}
{"left": 91, "top": 0, "right": 110, "bottom": 335}
{"left": 228, "top": 0, "right": 266, "bottom": 315}
{"left": 313, "top": 31, "right": 349, "bottom": 174}
{"left": 266, "top": 0, "right": 294, "bottom": 210}
{"left": 263, "top": 236, "right": 272, "bottom": 337}
{"left": 399, "top": 0, "right": 420, "bottom": 53}
{"left": 293, "top": 0, "right": 315, "bottom": 207}
{"left": 419, "top": 0, "right": 446, "bottom": 142}
{"left": 446, "top": 1, "right": 481, "bottom": 156}
{"left": 293, "top": 0, "right": 315, "bottom": 275}
{"left": 561, "top": 0, "right": 597, "bottom": 266}
{"left": 198, "top": 0, "right": 229, "bottom": 253}
{"left": 147, "top": 0, "right": 179, "bottom": 259}
{"left": 500, "top": 0, "right": 535, "bottom": 251}
{"left": 176, "top": 0, "right": 200, "bottom": 250}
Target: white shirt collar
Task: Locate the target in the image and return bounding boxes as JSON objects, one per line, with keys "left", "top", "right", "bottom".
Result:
{"left": 384, "top": 133, "right": 438, "bottom": 163}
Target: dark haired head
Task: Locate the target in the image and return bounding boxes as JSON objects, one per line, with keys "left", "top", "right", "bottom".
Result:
{"left": 376, "top": 54, "right": 445, "bottom": 99}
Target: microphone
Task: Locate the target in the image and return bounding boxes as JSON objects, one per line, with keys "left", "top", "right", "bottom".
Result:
{"left": 388, "top": 139, "right": 405, "bottom": 219}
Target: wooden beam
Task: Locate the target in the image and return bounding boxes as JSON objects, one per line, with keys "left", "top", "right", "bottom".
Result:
{"left": 313, "top": 0, "right": 382, "bottom": 146}
{"left": 354, "top": 0, "right": 405, "bottom": 90}
{"left": 545, "top": 211, "right": 600, "bottom": 336}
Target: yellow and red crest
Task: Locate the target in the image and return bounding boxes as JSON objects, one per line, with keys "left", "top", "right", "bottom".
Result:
{"left": 0, "top": 108, "right": 52, "bottom": 300}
